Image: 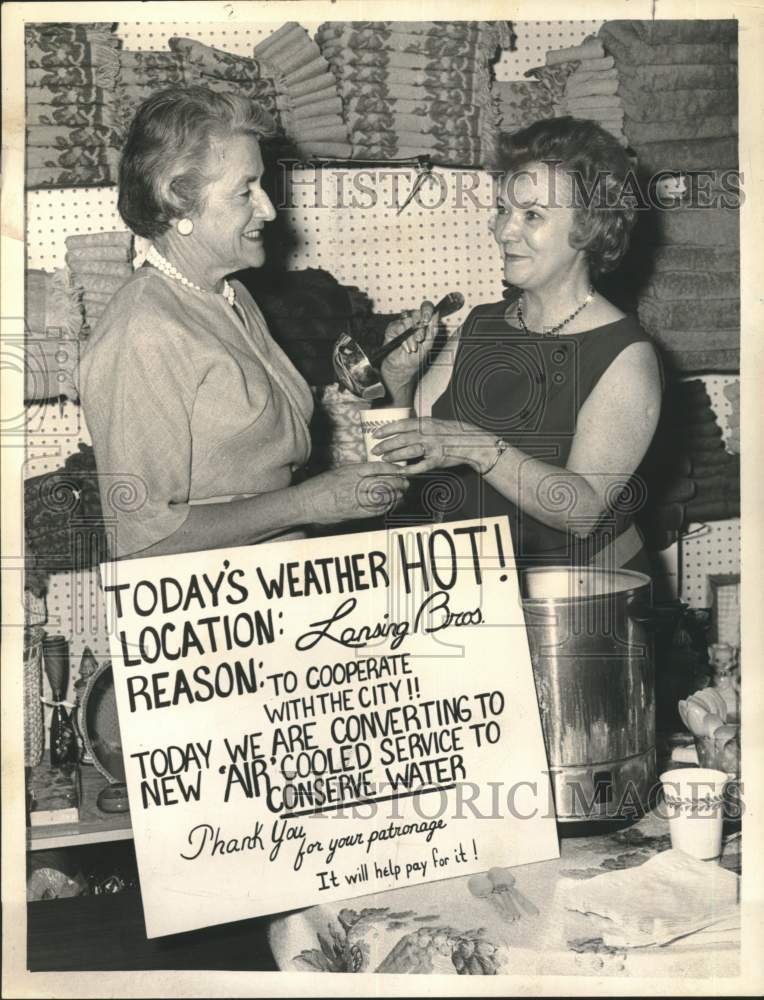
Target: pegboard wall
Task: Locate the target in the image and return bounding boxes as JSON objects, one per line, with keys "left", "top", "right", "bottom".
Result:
{"left": 23, "top": 18, "right": 739, "bottom": 680}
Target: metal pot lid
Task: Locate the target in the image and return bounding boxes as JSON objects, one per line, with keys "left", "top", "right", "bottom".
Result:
{"left": 520, "top": 566, "right": 651, "bottom": 603}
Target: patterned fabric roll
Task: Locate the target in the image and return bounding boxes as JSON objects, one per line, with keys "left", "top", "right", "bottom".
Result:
{"left": 169, "top": 36, "right": 263, "bottom": 84}
{"left": 625, "top": 115, "right": 738, "bottom": 144}
{"left": 26, "top": 104, "right": 118, "bottom": 127}
{"left": 325, "top": 49, "right": 483, "bottom": 73}
{"left": 26, "top": 123, "right": 123, "bottom": 147}
{"left": 25, "top": 164, "right": 116, "bottom": 188}
{"left": 116, "top": 67, "right": 186, "bottom": 87}
{"left": 25, "top": 38, "right": 120, "bottom": 71}
{"left": 345, "top": 110, "right": 483, "bottom": 138}
{"left": 25, "top": 85, "right": 107, "bottom": 106}
{"left": 618, "top": 87, "right": 738, "bottom": 122}
{"left": 318, "top": 28, "right": 484, "bottom": 56}
{"left": 337, "top": 80, "right": 477, "bottom": 104}
{"left": 317, "top": 21, "right": 488, "bottom": 41}
{"left": 27, "top": 146, "right": 120, "bottom": 169}
{"left": 618, "top": 62, "right": 737, "bottom": 93}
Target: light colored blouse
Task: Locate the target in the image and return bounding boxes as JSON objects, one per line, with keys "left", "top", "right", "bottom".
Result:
{"left": 79, "top": 266, "right": 314, "bottom": 557}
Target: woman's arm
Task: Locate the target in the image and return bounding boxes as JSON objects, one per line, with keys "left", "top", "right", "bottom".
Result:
{"left": 373, "top": 342, "right": 662, "bottom": 538}
{"left": 121, "top": 463, "right": 411, "bottom": 560}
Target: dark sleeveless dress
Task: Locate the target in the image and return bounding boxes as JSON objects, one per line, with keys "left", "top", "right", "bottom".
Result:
{"left": 429, "top": 298, "right": 658, "bottom": 571}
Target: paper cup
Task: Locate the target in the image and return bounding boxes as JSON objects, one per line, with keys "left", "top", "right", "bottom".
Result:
{"left": 660, "top": 767, "right": 730, "bottom": 862}
{"left": 359, "top": 407, "right": 412, "bottom": 463}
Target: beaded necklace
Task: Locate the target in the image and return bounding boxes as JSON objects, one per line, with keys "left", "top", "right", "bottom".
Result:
{"left": 147, "top": 244, "right": 236, "bottom": 307}
{"left": 516, "top": 287, "right": 594, "bottom": 336}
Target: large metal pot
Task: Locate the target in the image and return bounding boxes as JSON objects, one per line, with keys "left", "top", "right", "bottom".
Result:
{"left": 521, "top": 567, "right": 655, "bottom": 823}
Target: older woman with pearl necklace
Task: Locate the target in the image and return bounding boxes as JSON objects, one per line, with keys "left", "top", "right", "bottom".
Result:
{"left": 80, "top": 87, "right": 407, "bottom": 559}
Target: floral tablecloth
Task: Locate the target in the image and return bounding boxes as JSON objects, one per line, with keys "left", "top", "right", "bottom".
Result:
{"left": 268, "top": 810, "right": 741, "bottom": 977}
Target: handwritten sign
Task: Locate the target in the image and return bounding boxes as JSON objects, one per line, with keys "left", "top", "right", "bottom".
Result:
{"left": 102, "top": 518, "right": 559, "bottom": 938}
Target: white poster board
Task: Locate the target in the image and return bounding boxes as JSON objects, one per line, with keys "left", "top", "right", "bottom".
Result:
{"left": 102, "top": 517, "right": 558, "bottom": 938}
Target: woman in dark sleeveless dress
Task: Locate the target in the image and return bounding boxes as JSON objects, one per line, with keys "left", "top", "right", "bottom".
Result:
{"left": 373, "top": 117, "right": 662, "bottom": 572}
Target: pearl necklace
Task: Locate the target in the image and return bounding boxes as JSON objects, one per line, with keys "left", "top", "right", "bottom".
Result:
{"left": 146, "top": 244, "right": 236, "bottom": 307}
{"left": 516, "top": 287, "right": 595, "bottom": 337}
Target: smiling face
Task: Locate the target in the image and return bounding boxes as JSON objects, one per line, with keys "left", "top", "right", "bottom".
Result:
{"left": 190, "top": 132, "right": 276, "bottom": 276}
{"left": 493, "top": 161, "right": 586, "bottom": 292}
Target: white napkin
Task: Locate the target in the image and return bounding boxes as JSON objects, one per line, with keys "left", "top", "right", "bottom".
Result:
{"left": 562, "top": 849, "right": 739, "bottom": 949}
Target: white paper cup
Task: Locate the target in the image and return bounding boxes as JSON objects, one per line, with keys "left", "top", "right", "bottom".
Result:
{"left": 660, "top": 767, "right": 730, "bottom": 862}
{"left": 359, "top": 407, "right": 412, "bottom": 463}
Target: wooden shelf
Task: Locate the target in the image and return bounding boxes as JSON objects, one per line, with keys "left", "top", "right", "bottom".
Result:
{"left": 27, "top": 765, "right": 132, "bottom": 851}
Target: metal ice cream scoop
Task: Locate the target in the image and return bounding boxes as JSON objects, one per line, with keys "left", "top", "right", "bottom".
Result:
{"left": 332, "top": 291, "right": 465, "bottom": 400}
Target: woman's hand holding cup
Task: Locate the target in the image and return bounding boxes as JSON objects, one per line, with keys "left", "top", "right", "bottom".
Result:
{"left": 294, "top": 462, "right": 409, "bottom": 525}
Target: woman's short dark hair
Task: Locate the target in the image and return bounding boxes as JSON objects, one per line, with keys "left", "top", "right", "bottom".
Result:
{"left": 499, "top": 117, "right": 637, "bottom": 278}
{"left": 118, "top": 86, "right": 278, "bottom": 240}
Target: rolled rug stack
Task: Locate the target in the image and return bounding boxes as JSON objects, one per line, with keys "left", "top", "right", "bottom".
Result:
{"left": 597, "top": 21, "right": 740, "bottom": 376}
{"left": 64, "top": 232, "right": 134, "bottom": 329}
{"left": 549, "top": 36, "right": 626, "bottom": 144}
{"left": 168, "top": 37, "right": 282, "bottom": 132}
{"left": 253, "top": 23, "right": 350, "bottom": 159}
{"left": 316, "top": 20, "right": 512, "bottom": 165}
{"left": 25, "top": 22, "right": 122, "bottom": 188}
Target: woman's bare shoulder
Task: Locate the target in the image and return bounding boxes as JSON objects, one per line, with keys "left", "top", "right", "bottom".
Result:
{"left": 587, "top": 294, "right": 627, "bottom": 326}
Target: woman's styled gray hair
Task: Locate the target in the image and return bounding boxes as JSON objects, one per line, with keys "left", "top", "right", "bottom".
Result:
{"left": 118, "top": 86, "right": 278, "bottom": 240}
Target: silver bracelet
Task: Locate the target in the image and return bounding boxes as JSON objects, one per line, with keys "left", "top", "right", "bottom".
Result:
{"left": 482, "top": 437, "right": 510, "bottom": 476}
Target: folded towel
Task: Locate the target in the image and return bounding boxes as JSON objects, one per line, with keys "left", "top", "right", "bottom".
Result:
{"left": 560, "top": 93, "right": 623, "bottom": 110}
{"left": 26, "top": 146, "right": 120, "bottom": 170}
{"left": 562, "top": 849, "right": 739, "bottom": 949}
{"left": 289, "top": 85, "right": 339, "bottom": 110}
{"left": 25, "top": 104, "right": 118, "bottom": 128}
{"left": 293, "top": 141, "right": 353, "bottom": 159}
{"left": 253, "top": 22, "right": 304, "bottom": 57}
{"left": 645, "top": 270, "right": 739, "bottom": 301}
{"left": 652, "top": 329, "right": 740, "bottom": 374}
{"left": 625, "top": 115, "right": 737, "bottom": 144}
{"left": 618, "top": 62, "right": 737, "bottom": 93}
{"left": 566, "top": 66, "right": 619, "bottom": 85}
{"left": 658, "top": 205, "right": 739, "bottom": 248}
{"left": 600, "top": 22, "right": 737, "bottom": 66}
{"left": 620, "top": 87, "right": 738, "bottom": 122}
{"left": 25, "top": 164, "right": 116, "bottom": 189}
{"left": 565, "top": 76, "right": 620, "bottom": 99}
{"left": 72, "top": 273, "right": 130, "bottom": 296}
{"left": 336, "top": 65, "right": 486, "bottom": 90}
{"left": 338, "top": 79, "right": 482, "bottom": 105}
{"left": 318, "top": 27, "right": 486, "bottom": 57}
{"left": 25, "top": 123, "right": 123, "bottom": 148}
{"left": 630, "top": 19, "right": 738, "bottom": 45}
{"left": 25, "top": 85, "right": 108, "bottom": 107}
{"left": 546, "top": 37, "right": 604, "bottom": 65}
{"left": 65, "top": 257, "right": 132, "bottom": 278}
{"left": 325, "top": 49, "right": 483, "bottom": 74}
{"left": 636, "top": 136, "right": 738, "bottom": 173}
{"left": 26, "top": 66, "right": 99, "bottom": 88}
{"left": 578, "top": 56, "right": 615, "bottom": 72}
{"left": 169, "top": 36, "right": 263, "bottom": 84}
{"left": 317, "top": 21, "right": 488, "bottom": 42}
{"left": 26, "top": 38, "right": 121, "bottom": 72}
{"left": 639, "top": 297, "right": 739, "bottom": 332}
{"left": 64, "top": 231, "right": 133, "bottom": 250}
{"left": 653, "top": 246, "right": 740, "bottom": 275}
{"left": 116, "top": 67, "right": 186, "bottom": 87}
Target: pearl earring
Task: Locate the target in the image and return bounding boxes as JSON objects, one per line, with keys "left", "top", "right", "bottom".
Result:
{"left": 177, "top": 218, "right": 194, "bottom": 236}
